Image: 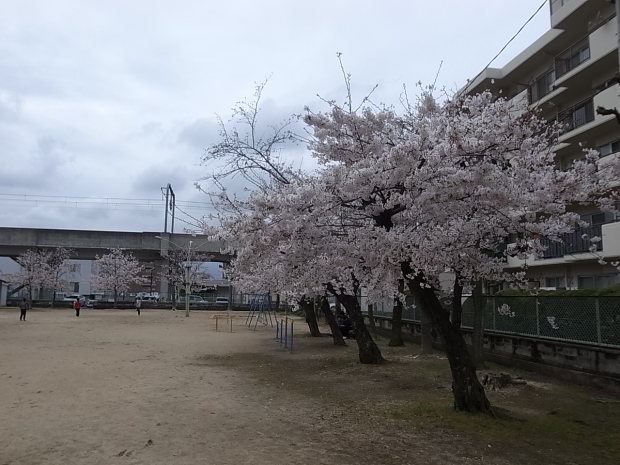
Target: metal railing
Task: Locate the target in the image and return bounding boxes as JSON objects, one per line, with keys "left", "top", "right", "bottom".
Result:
{"left": 556, "top": 97, "right": 594, "bottom": 134}
{"left": 529, "top": 69, "right": 556, "bottom": 103}
{"left": 538, "top": 224, "right": 603, "bottom": 259}
{"left": 368, "top": 295, "right": 620, "bottom": 348}
{"left": 555, "top": 37, "right": 590, "bottom": 78}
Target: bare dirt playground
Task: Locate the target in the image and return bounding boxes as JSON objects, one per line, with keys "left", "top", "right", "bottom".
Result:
{"left": 1, "top": 308, "right": 619, "bottom": 465}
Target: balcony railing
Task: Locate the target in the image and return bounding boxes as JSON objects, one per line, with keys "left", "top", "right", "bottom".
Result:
{"left": 555, "top": 37, "right": 590, "bottom": 78}
{"left": 556, "top": 97, "right": 594, "bottom": 134}
{"left": 539, "top": 225, "right": 603, "bottom": 259}
{"left": 528, "top": 69, "right": 556, "bottom": 103}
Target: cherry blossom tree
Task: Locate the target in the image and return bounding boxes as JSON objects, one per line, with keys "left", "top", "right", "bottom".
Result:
{"left": 90, "top": 248, "right": 147, "bottom": 308}
{"left": 200, "top": 81, "right": 346, "bottom": 343}
{"left": 2, "top": 249, "right": 50, "bottom": 301}
{"left": 214, "top": 84, "right": 618, "bottom": 413}
{"left": 299, "top": 89, "right": 618, "bottom": 413}
{"left": 3, "top": 247, "right": 76, "bottom": 304}
{"left": 213, "top": 174, "right": 387, "bottom": 363}
{"left": 199, "top": 78, "right": 301, "bottom": 194}
{"left": 45, "top": 247, "right": 75, "bottom": 304}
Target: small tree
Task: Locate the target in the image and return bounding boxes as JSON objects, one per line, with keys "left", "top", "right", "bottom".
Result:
{"left": 3, "top": 249, "right": 50, "bottom": 301}
{"left": 45, "top": 247, "right": 75, "bottom": 305}
{"left": 90, "top": 248, "right": 147, "bottom": 308}
{"left": 160, "top": 248, "right": 213, "bottom": 306}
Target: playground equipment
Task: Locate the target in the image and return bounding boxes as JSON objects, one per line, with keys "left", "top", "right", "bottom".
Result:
{"left": 276, "top": 317, "right": 294, "bottom": 352}
{"left": 213, "top": 312, "right": 235, "bottom": 332}
{"left": 246, "top": 294, "right": 274, "bottom": 331}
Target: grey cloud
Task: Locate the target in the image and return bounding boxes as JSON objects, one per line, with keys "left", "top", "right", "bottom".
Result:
{"left": 177, "top": 118, "right": 221, "bottom": 152}
{"left": 0, "top": 91, "right": 22, "bottom": 122}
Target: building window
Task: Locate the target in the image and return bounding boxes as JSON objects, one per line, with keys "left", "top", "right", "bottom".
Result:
{"left": 581, "top": 211, "right": 616, "bottom": 226}
{"left": 599, "top": 139, "right": 620, "bottom": 158}
{"left": 529, "top": 69, "right": 555, "bottom": 103}
{"left": 555, "top": 37, "right": 590, "bottom": 78}
{"left": 67, "top": 263, "right": 81, "bottom": 273}
{"left": 545, "top": 276, "right": 566, "bottom": 288}
{"left": 70, "top": 282, "right": 80, "bottom": 292}
{"left": 578, "top": 274, "right": 617, "bottom": 290}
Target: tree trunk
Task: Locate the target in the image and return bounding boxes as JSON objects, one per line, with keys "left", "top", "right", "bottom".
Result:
{"left": 114, "top": 288, "right": 118, "bottom": 309}
{"left": 402, "top": 267, "right": 491, "bottom": 413}
{"left": 321, "top": 297, "right": 346, "bottom": 346}
{"left": 275, "top": 294, "right": 281, "bottom": 313}
{"left": 389, "top": 280, "right": 405, "bottom": 347}
{"left": 336, "top": 293, "right": 385, "bottom": 364}
{"left": 471, "top": 280, "right": 485, "bottom": 369}
{"left": 300, "top": 296, "right": 321, "bottom": 337}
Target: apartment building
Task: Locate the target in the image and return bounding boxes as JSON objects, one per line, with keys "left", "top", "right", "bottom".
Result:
{"left": 466, "top": 0, "right": 620, "bottom": 290}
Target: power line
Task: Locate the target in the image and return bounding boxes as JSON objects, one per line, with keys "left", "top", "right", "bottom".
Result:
{"left": 174, "top": 204, "right": 205, "bottom": 228}
{"left": 0, "top": 193, "right": 216, "bottom": 209}
{"left": 0, "top": 194, "right": 217, "bottom": 211}
{"left": 171, "top": 214, "right": 201, "bottom": 229}
{"left": 464, "top": 0, "right": 547, "bottom": 92}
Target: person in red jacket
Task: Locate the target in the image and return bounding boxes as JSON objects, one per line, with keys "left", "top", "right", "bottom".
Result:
{"left": 73, "top": 298, "right": 82, "bottom": 317}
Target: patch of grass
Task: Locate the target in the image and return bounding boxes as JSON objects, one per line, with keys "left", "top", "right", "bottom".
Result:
{"left": 202, "top": 335, "right": 620, "bottom": 464}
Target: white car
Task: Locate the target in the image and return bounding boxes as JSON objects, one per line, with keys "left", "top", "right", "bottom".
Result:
{"left": 215, "top": 297, "right": 229, "bottom": 304}
{"left": 179, "top": 295, "right": 205, "bottom": 303}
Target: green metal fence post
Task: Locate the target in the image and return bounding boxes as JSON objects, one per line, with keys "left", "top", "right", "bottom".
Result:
{"left": 595, "top": 297, "right": 602, "bottom": 344}
{"left": 492, "top": 296, "right": 496, "bottom": 331}
{"left": 535, "top": 297, "right": 540, "bottom": 337}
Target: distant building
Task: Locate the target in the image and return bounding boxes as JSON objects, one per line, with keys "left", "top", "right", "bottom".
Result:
{"left": 0, "top": 279, "right": 8, "bottom": 306}
{"left": 465, "top": 0, "right": 620, "bottom": 290}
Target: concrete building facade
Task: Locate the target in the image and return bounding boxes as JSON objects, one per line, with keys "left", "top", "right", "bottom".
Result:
{"left": 466, "top": 0, "right": 620, "bottom": 290}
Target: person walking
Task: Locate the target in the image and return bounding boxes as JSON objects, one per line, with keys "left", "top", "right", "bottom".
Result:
{"left": 73, "top": 298, "right": 82, "bottom": 317}
{"left": 135, "top": 296, "right": 142, "bottom": 316}
{"left": 18, "top": 298, "right": 30, "bottom": 321}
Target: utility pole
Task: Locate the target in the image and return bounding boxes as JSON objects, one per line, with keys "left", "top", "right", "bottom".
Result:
{"left": 162, "top": 184, "right": 176, "bottom": 234}
{"left": 616, "top": 0, "right": 620, "bottom": 74}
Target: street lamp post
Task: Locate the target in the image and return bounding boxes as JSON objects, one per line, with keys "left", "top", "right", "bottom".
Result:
{"left": 145, "top": 266, "right": 154, "bottom": 296}
{"left": 184, "top": 240, "right": 192, "bottom": 318}
{"left": 184, "top": 263, "right": 191, "bottom": 317}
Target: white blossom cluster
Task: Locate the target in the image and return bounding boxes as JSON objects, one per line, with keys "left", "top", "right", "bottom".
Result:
{"left": 2, "top": 247, "right": 74, "bottom": 297}
{"left": 90, "top": 248, "right": 147, "bottom": 297}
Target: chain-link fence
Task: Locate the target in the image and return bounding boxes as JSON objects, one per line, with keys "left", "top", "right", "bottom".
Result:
{"left": 369, "top": 295, "right": 620, "bottom": 348}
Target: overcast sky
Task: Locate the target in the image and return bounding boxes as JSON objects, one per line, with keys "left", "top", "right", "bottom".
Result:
{"left": 0, "top": 0, "right": 551, "bottom": 234}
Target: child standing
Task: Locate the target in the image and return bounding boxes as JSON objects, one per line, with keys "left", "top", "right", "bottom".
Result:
{"left": 18, "top": 298, "right": 30, "bottom": 321}
{"left": 73, "top": 298, "right": 82, "bottom": 317}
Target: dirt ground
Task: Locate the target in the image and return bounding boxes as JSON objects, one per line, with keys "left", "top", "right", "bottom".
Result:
{"left": 0, "top": 308, "right": 417, "bottom": 465}
{"left": 1, "top": 308, "right": 619, "bottom": 465}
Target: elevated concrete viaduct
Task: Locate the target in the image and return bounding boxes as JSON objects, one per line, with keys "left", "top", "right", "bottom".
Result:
{"left": 0, "top": 227, "right": 231, "bottom": 263}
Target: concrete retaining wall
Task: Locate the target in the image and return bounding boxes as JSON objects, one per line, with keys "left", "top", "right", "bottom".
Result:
{"left": 370, "top": 315, "right": 620, "bottom": 394}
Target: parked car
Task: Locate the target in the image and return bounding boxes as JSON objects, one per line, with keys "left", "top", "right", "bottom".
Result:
{"left": 140, "top": 296, "right": 159, "bottom": 303}
{"left": 215, "top": 297, "right": 229, "bottom": 304}
{"left": 179, "top": 295, "right": 205, "bottom": 303}
{"left": 62, "top": 294, "right": 83, "bottom": 302}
